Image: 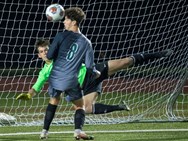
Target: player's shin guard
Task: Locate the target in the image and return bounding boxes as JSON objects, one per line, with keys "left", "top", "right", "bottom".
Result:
{"left": 43, "top": 103, "right": 57, "bottom": 131}
{"left": 74, "top": 109, "right": 85, "bottom": 130}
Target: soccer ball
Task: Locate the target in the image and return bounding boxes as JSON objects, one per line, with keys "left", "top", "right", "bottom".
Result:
{"left": 0, "top": 113, "right": 16, "bottom": 125}
{"left": 45, "top": 4, "right": 65, "bottom": 22}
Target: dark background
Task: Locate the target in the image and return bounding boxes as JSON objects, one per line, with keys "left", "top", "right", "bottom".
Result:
{"left": 0, "top": 0, "right": 188, "bottom": 69}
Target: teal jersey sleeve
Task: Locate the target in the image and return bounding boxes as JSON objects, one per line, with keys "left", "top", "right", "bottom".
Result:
{"left": 32, "top": 62, "right": 53, "bottom": 92}
{"left": 78, "top": 64, "right": 87, "bottom": 87}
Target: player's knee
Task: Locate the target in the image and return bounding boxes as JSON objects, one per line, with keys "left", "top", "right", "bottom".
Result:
{"left": 49, "top": 97, "right": 60, "bottom": 105}
{"left": 84, "top": 104, "right": 93, "bottom": 114}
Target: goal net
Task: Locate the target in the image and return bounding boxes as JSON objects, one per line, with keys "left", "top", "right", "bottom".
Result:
{"left": 0, "top": 0, "right": 188, "bottom": 126}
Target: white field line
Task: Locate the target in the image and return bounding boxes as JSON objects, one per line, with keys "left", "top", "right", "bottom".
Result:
{"left": 0, "top": 129, "right": 188, "bottom": 136}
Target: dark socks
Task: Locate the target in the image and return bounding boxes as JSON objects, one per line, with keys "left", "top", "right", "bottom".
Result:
{"left": 131, "top": 52, "right": 164, "bottom": 66}
{"left": 92, "top": 103, "right": 124, "bottom": 114}
{"left": 74, "top": 109, "right": 85, "bottom": 130}
{"left": 43, "top": 103, "right": 57, "bottom": 131}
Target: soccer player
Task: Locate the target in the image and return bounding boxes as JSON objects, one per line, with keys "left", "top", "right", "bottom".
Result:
{"left": 81, "top": 49, "right": 173, "bottom": 115}
{"left": 47, "top": 7, "right": 95, "bottom": 140}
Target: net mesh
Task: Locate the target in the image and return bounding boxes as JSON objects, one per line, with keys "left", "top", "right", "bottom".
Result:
{"left": 0, "top": 0, "right": 188, "bottom": 126}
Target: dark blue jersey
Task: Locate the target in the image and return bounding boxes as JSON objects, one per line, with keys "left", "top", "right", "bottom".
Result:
{"left": 47, "top": 30, "right": 95, "bottom": 91}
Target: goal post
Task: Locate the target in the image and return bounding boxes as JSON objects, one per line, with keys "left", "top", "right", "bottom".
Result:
{"left": 1, "top": 0, "right": 188, "bottom": 126}
{"left": 167, "top": 71, "right": 188, "bottom": 120}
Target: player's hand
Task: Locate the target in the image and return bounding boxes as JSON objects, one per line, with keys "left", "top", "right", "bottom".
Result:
{"left": 16, "top": 93, "right": 32, "bottom": 100}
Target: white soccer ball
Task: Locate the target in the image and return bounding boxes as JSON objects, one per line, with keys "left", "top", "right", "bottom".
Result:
{"left": 0, "top": 113, "right": 16, "bottom": 125}
{"left": 45, "top": 4, "right": 65, "bottom": 22}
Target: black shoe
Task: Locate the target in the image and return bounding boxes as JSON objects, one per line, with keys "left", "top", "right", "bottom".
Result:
{"left": 160, "top": 49, "right": 173, "bottom": 57}
{"left": 119, "top": 101, "right": 130, "bottom": 111}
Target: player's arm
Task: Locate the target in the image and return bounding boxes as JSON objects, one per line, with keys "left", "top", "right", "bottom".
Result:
{"left": 47, "top": 33, "right": 60, "bottom": 60}
{"left": 84, "top": 42, "right": 101, "bottom": 78}
{"left": 16, "top": 62, "right": 53, "bottom": 100}
{"left": 84, "top": 42, "right": 95, "bottom": 69}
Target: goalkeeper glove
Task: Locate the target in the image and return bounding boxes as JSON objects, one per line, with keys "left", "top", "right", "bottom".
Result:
{"left": 16, "top": 93, "right": 32, "bottom": 100}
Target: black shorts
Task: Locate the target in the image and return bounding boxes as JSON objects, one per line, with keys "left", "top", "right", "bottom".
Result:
{"left": 82, "top": 61, "right": 109, "bottom": 95}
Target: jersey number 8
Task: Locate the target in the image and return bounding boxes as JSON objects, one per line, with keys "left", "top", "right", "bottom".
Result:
{"left": 66, "top": 43, "right": 78, "bottom": 61}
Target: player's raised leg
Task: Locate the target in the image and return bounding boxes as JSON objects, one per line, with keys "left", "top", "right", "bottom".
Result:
{"left": 130, "top": 49, "right": 173, "bottom": 66}
{"left": 107, "top": 57, "right": 133, "bottom": 76}
{"left": 107, "top": 49, "right": 173, "bottom": 76}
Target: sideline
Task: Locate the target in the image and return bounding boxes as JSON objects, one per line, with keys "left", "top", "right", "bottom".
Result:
{"left": 1, "top": 129, "right": 188, "bottom": 136}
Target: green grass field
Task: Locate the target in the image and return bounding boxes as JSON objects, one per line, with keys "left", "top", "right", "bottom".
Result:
{"left": 1, "top": 85, "right": 188, "bottom": 141}
{"left": 1, "top": 91, "right": 188, "bottom": 125}
{"left": 0, "top": 122, "right": 188, "bottom": 141}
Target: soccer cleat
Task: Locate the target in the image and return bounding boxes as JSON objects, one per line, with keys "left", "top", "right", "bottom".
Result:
{"left": 40, "top": 129, "right": 48, "bottom": 140}
{"left": 74, "top": 132, "right": 94, "bottom": 140}
{"left": 159, "top": 49, "right": 173, "bottom": 58}
{"left": 119, "top": 101, "right": 130, "bottom": 111}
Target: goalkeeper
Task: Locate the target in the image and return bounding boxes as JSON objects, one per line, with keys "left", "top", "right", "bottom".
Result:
{"left": 16, "top": 39, "right": 132, "bottom": 112}
{"left": 16, "top": 39, "right": 172, "bottom": 139}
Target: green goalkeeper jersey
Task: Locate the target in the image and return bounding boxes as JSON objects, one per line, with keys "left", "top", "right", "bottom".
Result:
{"left": 32, "top": 62, "right": 87, "bottom": 92}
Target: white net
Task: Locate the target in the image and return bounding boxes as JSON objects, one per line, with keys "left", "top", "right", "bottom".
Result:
{"left": 0, "top": 0, "right": 188, "bottom": 126}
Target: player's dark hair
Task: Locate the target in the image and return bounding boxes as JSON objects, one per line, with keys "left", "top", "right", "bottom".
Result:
{"left": 35, "top": 39, "right": 50, "bottom": 52}
{"left": 65, "top": 7, "right": 86, "bottom": 26}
